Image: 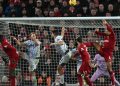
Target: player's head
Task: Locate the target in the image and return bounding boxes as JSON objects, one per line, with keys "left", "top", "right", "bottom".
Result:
{"left": 76, "top": 36, "right": 82, "bottom": 43}
{"left": 0, "top": 35, "right": 4, "bottom": 43}
{"left": 51, "top": 30, "right": 58, "bottom": 37}
{"left": 29, "top": 32, "right": 36, "bottom": 39}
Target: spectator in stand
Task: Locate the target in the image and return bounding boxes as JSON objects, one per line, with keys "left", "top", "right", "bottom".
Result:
{"left": 54, "top": 7, "right": 61, "bottom": 17}
{"left": 81, "top": 6, "right": 89, "bottom": 16}
{"left": 43, "top": 9, "right": 49, "bottom": 17}
{"left": 68, "top": 6, "right": 76, "bottom": 17}
{"left": 89, "top": 2, "right": 96, "bottom": 10}
{"left": 61, "top": 0, "right": 69, "bottom": 16}
{"left": 0, "top": 0, "right": 120, "bottom": 17}
{"left": 73, "top": 27, "right": 81, "bottom": 38}
{"left": 98, "top": 4, "right": 105, "bottom": 16}
{"left": 90, "top": 9, "right": 97, "bottom": 16}
{"left": 21, "top": 8, "right": 27, "bottom": 17}
{"left": 49, "top": 0, "right": 56, "bottom": 10}
{"left": 36, "top": 0, "right": 42, "bottom": 10}
{"left": 0, "top": 5, "right": 3, "bottom": 17}
{"left": 35, "top": 8, "right": 43, "bottom": 17}
{"left": 4, "top": 2, "right": 15, "bottom": 17}
{"left": 19, "top": 27, "right": 27, "bottom": 39}
{"left": 27, "top": 0, "right": 35, "bottom": 17}
{"left": 106, "top": 12, "right": 111, "bottom": 16}
{"left": 49, "top": 10, "right": 55, "bottom": 17}
{"left": 63, "top": 13, "right": 69, "bottom": 17}
{"left": 107, "top": 4, "right": 115, "bottom": 16}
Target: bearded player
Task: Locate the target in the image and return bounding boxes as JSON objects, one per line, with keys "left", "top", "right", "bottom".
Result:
{"left": 93, "top": 20, "right": 116, "bottom": 86}
{"left": 91, "top": 54, "right": 120, "bottom": 86}
{"left": 0, "top": 35, "right": 20, "bottom": 86}
{"left": 73, "top": 36, "right": 96, "bottom": 86}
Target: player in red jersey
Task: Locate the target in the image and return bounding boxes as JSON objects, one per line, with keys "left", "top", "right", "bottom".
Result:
{"left": 93, "top": 20, "right": 116, "bottom": 86}
{"left": 0, "top": 35, "right": 20, "bottom": 86}
{"left": 73, "top": 37, "right": 95, "bottom": 86}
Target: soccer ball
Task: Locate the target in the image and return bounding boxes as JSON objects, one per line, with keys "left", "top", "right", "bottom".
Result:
{"left": 69, "top": 0, "right": 77, "bottom": 6}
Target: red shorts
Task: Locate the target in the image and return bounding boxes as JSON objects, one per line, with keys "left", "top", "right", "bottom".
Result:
{"left": 99, "top": 47, "right": 113, "bottom": 62}
{"left": 79, "top": 62, "right": 91, "bottom": 75}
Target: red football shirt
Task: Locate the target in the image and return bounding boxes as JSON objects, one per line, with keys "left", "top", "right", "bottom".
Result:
{"left": 77, "top": 42, "right": 93, "bottom": 74}
{"left": 1, "top": 38, "right": 19, "bottom": 69}
{"left": 95, "top": 24, "right": 116, "bottom": 52}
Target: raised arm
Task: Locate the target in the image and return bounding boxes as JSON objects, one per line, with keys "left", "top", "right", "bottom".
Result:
{"left": 11, "top": 36, "right": 23, "bottom": 46}
{"left": 103, "top": 20, "right": 114, "bottom": 35}
{"left": 95, "top": 28, "right": 108, "bottom": 36}
{"left": 84, "top": 42, "right": 94, "bottom": 47}
{"left": 61, "top": 27, "right": 65, "bottom": 37}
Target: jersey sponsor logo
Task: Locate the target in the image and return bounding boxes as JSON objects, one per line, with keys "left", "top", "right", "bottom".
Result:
{"left": 104, "top": 40, "right": 109, "bottom": 43}
{"left": 81, "top": 48, "right": 84, "bottom": 51}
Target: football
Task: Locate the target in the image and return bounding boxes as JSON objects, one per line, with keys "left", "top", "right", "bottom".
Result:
{"left": 69, "top": 0, "right": 77, "bottom": 6}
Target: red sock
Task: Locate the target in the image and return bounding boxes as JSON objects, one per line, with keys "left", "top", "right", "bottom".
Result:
{"left": 84, "top": 75, "right": 93, "bottom": 86}
{"left": 109, "top": 71, "right": 115, "bottom": 85}
{"left": 10, "top": 76, "right": 15, "bottom": 86}
{"left": 77, "top": 74, "right": 83, "bottom": 86}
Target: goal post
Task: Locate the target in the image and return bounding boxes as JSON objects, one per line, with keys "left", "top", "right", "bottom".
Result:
{"left": 0, "top": 17, "right": 120, "bottom": 86}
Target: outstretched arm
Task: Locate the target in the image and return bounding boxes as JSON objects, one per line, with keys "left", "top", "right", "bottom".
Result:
{"left": 11, "top": 36, "right": 24, "bottom": 46}
{"left": 84, "top": 42, "right": 94, "bottom": 47}
{"left": 103, "top": 20, "right": 113, "bottom": 35}
{"left": 50, "top": 41, "right": 64, "bottom": 46}
{"left": 95, "top": 20, "right": 113, "bottom": 36}
{"left": 95, "top": 28, "right": 108, "bottom": 36}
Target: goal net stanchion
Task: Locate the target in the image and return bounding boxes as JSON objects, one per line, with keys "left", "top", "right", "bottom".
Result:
{"left": 0, "top": 17, "right": 120, "bottom": 86}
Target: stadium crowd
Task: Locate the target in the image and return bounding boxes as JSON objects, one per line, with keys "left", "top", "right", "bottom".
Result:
{"left": 0, "top": 0, "right": 119, "bottom": 17}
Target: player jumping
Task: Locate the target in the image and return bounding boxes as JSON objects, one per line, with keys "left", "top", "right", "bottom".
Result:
{"left": 73, "top": 36, "right": 96, "bottom": 86}
{"left": 91, "top": 54, "right": 120, "bottom": 86}
{"left": 50, "top": 27, "right": 74, "bottom": 86}
{"left": 0, "top": 35, "right": 20, "bottom": 86}
{"left": 93, "top": 20, "right": 116, "bottom": 86}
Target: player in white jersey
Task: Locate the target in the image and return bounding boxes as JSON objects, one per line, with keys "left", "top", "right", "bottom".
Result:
{"left": 50, "top": 27, "right": 74, "bottom": 86}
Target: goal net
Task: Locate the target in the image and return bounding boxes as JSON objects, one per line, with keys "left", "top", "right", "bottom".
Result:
{"left": 0, "top": 17, "right": 120, "bottom": 86}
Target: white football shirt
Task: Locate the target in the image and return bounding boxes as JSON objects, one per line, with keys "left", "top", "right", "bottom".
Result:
{"left": 55, "top": 35, "right": 68, "bottom": 56}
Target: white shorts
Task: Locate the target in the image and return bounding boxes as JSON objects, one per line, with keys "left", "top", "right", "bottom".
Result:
{"left": 59, "top": 49, "right": 77, "bottom": 65}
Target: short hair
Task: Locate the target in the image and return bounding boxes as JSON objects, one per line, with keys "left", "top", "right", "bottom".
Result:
{"left": 29, "top": 32, "right": 36, "bottom": 37}
{"left": 76, "top": 36, "right": 82, "bottom": 43}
